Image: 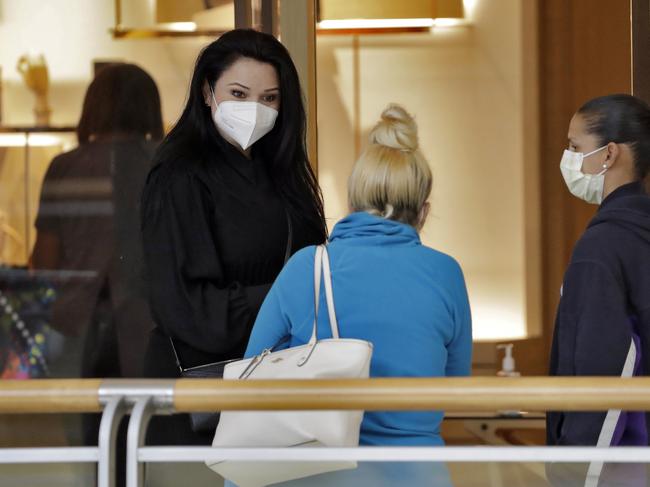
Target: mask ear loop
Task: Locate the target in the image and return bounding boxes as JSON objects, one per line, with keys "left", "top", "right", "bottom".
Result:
{"left": 583, "top": 145, "right": 610, "bottom": 175}
{"left": 583, "top": 145, "right": 608, "bottom": 158}
{"left": 209, "top": 85, "right": 218, "bottom": 109}
{"left": 597, "top": 146, "right": 611, "bottom": 176}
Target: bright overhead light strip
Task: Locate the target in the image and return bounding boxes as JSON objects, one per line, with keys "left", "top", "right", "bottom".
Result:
{"left": 432, "top": 18, "right": 466, "bottom": 27}
{"left": 317, "top": 18, "right": 466, "bottom": 30}
{"left": 318, "top": 18, "right": 436, "bottom": 29}
{"left": 0, "top": 134, "right": 68, "bottom": 147}
{"left": 157, "top": 22, "right": 197, "bottom": 32}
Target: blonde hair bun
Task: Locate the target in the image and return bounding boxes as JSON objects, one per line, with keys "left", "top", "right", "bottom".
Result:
{"left": 369, "top": 104, "right": 419, "bottom": 152}
{"left": 348, "top": 103, "right": 432, "bottom": 228}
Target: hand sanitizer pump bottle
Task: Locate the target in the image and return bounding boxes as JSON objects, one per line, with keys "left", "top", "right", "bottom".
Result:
{"left": 496, "top": 344, "right": 520, "bottom": 377}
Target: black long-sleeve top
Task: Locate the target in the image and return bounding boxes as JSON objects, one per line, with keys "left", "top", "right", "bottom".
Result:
{"left": 141, "top": 142, "right": 324, "bottom": 373}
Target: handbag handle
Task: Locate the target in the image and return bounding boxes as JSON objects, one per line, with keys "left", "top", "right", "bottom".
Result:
{"left": 310, "top": 245, "right": 340, "bottom": 343}
{"left": 297, "top": 245, "right": 340, "bottom": 367}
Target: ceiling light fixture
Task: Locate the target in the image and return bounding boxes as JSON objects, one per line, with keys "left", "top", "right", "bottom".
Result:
{"left": 317, "top": 0, "right": 465, "bottom": 33}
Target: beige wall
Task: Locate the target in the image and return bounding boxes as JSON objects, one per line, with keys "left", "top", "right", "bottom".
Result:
{"left": 0, "top": 0, "right": 205, "bottom": 127}
{"left": 316, "top": 0, "right": 540, "bottom": 340}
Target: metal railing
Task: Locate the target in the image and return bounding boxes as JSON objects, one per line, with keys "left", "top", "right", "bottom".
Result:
{"left": 2, "top": 377, "right": 650, "bottom": 487}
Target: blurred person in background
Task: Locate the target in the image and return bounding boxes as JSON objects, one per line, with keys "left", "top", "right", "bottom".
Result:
{"left": 31, "top": 63, "right": 163, "bottom": 484}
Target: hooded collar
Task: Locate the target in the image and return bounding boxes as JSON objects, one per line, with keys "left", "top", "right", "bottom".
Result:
{"left": 600, "top": 181, "right": 648, "bottom": 209}
{"left": 329, "top": 212, "right": 421, "bottom": 247}
{"left": 590, "top": 181, "right": 650, "bottom": 244}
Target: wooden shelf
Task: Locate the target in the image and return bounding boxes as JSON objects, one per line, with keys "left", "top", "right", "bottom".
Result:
{"left": 110, "top": 27, "right": 226, "bottom": 39}
{"left": 0, "top": 126, "right": 76, "bottom": 133}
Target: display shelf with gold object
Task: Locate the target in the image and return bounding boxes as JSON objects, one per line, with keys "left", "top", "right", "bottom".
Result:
{"left": 111, "top": 0, "right": 234, "bottom": 39}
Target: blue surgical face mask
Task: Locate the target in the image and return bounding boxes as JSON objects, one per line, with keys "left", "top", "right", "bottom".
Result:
{"left": 560, "top": 145, "right": 609, "bottom": 204}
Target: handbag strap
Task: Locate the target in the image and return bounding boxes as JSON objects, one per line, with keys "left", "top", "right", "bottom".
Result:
{"left": 321, "top": 246, "right": 340, "bottom": 338}
{"left": 309, "top": 244, "right": 340, "bottom": 345}
{"left": 284, "top": 207, "right": 293, "bottom": 263}
{"left": 170, "top": 208, "right": 294, "bottom": 373}
{"left": 169, "top": 337, "right": 185, "bottom": 373}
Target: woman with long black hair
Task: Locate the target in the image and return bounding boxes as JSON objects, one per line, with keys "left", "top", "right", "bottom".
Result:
{"left": 141, "top": 29, "right": 327, "bottom": 445}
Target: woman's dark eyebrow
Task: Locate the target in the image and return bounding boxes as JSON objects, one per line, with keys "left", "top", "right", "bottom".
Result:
{"left": 228, "top": 82, "right": 250, "bottom": 89}
{"left": 263, "top": 87, "right": 280, "bottom": 92}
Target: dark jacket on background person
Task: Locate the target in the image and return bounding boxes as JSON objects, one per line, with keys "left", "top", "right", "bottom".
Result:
{"left": 548, "top": 181, "right": 650, "bottom": 446}
{"left": 140, "top": 140, "right": 324, "bottom": 445}
{"left": 547, "top": 181, "right": 650, "bottom": 486}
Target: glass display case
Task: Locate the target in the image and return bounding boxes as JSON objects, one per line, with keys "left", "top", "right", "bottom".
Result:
{"left": 0, "top": 127, "right": 77, "bottom": 266}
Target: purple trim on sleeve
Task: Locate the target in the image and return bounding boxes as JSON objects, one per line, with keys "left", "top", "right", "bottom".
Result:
{"left": 611, "top": 330, "right": 647, "bottom": 446}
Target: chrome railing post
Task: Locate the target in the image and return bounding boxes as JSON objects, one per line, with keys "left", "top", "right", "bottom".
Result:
{"left": 97, "top": 395, "right": 127, "bottom": 487}
{"left": 99, "top": 379, "right": 174, "bottom": 487}
{"left": 126, "top": 396, "right": 156, "bottom": 487}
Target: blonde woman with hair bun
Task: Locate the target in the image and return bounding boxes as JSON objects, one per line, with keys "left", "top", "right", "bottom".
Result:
{"left": 242, "top": 104, "right": 472, "bottom": 486}
{"left": 348, "top": 104, "right": 432, "bottom": 229}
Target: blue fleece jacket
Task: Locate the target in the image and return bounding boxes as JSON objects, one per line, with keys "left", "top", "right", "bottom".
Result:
{"left": 245, "top": 211, "right": 472, "bottom": 446}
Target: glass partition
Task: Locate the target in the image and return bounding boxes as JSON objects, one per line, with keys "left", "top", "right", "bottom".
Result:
{"left": 315, "top": 0, "right": 541, "bottom": 341}
{"left": 4, "top": 460, "right": 648, "bottom": 487}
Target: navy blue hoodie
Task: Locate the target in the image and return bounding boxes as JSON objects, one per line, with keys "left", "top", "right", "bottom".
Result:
{"left": 548, "top": 181, "right": 650, "bottom": 449}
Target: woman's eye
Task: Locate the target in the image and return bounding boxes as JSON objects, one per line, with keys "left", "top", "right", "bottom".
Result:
{"left": 263, "top": 94, "right": 277, "bottom": 103}
{"left": 231, "top": 90, "right": 246, "bottom": 98}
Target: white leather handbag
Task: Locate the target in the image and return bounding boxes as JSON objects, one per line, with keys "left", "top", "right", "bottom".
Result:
{"left": 207, "top": 245, "right": 373, "bottom": 487}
